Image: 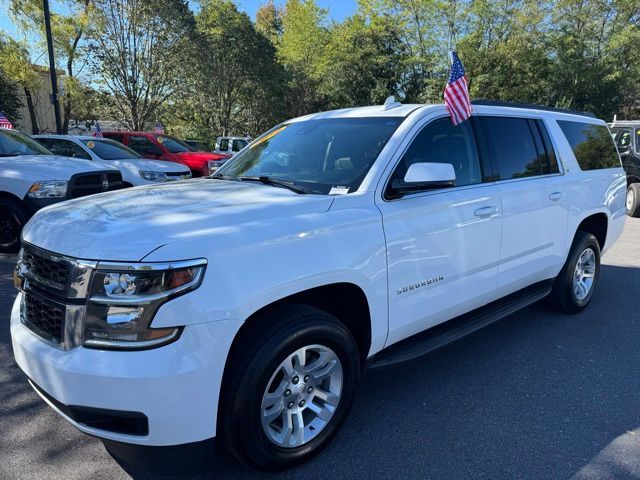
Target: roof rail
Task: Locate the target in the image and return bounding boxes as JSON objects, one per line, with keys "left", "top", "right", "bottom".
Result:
{"left": 471, "top": 100, "right": 597, "bottom": 119}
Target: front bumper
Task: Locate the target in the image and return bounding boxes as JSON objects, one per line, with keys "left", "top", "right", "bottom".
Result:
{"left": 10, "top": 293, "right": 241, "bottom": 447}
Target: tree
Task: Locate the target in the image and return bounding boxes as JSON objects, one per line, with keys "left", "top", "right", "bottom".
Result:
{"left": 91, "top": 0, "right": 196, "bottom": 130}
{"left": 0, "top": 37, "right": 42, "bottom": 133}
{"left": 256, "top": 0, "right": 282, "bottom": 44}
{"left": 457, "top": 0, "right": 553, "bottom": 105}
{"left": 318, "top": 14, "right": 406, "bottom": 108}
{"left": 9, "top": 0, "right": 96, "bottom": 132}
{"left": 169, "top": 0, "right": 285, "bottom": 139}
{"left": 278, "top": 0, "right": 330, "bottom": 116}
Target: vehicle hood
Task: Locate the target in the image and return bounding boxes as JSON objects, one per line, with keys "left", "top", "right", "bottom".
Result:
{"left": 106, "top": 158, "right": 191, "bottom": 173}
{"left": 22, "top": 179, "right": 334, "bottom": 261}
{"left": 173, "top": 151, "right": 230, "bottom": 165}
{"left": 0, "top": 155, "right": 117, "bottom": 180}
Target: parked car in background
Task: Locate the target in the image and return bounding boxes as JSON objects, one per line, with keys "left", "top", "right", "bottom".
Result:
{"left": 214, "top": 136, "right": 251, "bottom": 156}
{"left": 34, "top": 135, "right": 192, "bottom": 186}
{"left": 609, "top": 120, "right": 640, "bottom": 217}
{"left": 184, "top": 139, "right": 211, "bottom": 152}
{"left": 0, "top": 128, "right": 123, "bottom": 252}
{"left": 102, "top": 131, "right": 230, "bottom": 177}
{"left": 10, "top": 101, "right": 626, "bottom": 471}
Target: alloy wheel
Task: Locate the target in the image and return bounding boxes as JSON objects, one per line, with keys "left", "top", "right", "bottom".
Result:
{"left": 573, "top": 247, "right": 596, "bottom": 301}
{"left": 260, "top": 344, "right": 343, "bottom": 448}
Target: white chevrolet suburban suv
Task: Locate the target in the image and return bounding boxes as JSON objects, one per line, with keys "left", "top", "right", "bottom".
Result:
{"left": 10, "top": 101, "right": 626, "bottom": 473}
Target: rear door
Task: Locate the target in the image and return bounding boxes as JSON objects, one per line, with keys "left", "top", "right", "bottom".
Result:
{"left": 478, "top": 115, "right": 569, "bottom": 293}
{"left": 377, "top": 114, "right": 503, "bottom": 345}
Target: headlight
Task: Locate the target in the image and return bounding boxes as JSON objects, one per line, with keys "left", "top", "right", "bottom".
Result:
{"left": 139, "top": 170, "right": 169, "bottom": 182}
{"left": 84, "top": 259, "right": 206, "bottom": 350}
{"left": 27, "top": 180, "right": 68, "bottom": 198}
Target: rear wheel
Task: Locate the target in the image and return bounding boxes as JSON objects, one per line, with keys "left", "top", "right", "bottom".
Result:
{"left": 218, "top": 305, "right": 360, "bottom": 471}
{"left": 626, "top": 183, "right": 640, "bottom": 217}
{"left": 549, "top": 231, "right": 601, "bottom": 313}
{"left": 0, "top": 197, "right": 28, "bottom": 253}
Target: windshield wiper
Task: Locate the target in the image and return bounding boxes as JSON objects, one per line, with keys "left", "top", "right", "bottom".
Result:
{"left": 237, "top": 176, "right": 308, "bottom": 194}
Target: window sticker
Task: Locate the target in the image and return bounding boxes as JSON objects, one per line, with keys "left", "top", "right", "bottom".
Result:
{"left": 157, "top": 136, "right": 165, "bottom": 144}
{"left": 329, "top": 186, "right": 349, "bottom": 195}
{"left": 86, "top": 141, "right": 95, "bottom": 149}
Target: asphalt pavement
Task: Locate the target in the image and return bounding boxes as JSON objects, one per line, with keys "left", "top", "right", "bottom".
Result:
{"left": 1, "top": 218, "right": 640, "bottom": 480}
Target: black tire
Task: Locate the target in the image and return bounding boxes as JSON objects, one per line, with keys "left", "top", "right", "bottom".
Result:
{"left": 218, "top": 304, "right": 360, "bottom": 471}
{"left": 627, "top": 183, "right": 640, "bottom": 218}
{"left": 0, "top": 197, "right": 29, "bottom": 253}
{"left": 549, "top": 231, "right": 601, "bottom": 314}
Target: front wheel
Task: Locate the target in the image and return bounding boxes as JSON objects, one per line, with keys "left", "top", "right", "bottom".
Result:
{"left": 0, "top": 197, "right": 29, "bottom": 253}
{"left": 218, "top": 305, "right": 360, "bottom": 471}
{"left": 549, "top": 231, "right": 601, "bottom": 313}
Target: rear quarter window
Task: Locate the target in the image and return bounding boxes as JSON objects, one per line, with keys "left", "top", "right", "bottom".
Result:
{"left": 557, "top": 120, "right": 621, "bottom": 170}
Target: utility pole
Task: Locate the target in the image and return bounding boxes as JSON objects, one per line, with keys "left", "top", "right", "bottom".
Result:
{"left": 43, "top": 0, "right": 62, "bottom": 134}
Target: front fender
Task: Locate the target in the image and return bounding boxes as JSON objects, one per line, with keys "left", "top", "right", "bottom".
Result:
{"left": 144, "top": 193, "right": 389, "bottom": 355}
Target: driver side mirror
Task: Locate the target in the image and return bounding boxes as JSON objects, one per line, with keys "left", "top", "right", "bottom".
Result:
{"left": 387, "top": 162, "right": 456, "bottom": 199}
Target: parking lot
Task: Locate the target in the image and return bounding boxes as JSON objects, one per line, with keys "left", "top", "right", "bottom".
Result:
{"left": 0, "top": 218, "right": 639, "bottom": 480}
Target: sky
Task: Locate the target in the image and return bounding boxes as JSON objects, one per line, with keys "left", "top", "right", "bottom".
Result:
{"left": 0, "top": 0, "right": 359, "bottom": 43}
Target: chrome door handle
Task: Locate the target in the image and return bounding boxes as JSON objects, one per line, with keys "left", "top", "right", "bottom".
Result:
{"left": 474, "top": 206, "right": 498, "bottom": 217}
{"left": 548, "top": 192, "right": 563, "bottom": 201}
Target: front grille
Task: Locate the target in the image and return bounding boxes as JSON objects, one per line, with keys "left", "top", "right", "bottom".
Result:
{"left": 22, "top": 249, "right": 70, "bottom": 288}
{"left": 22, "top": 294, "right": 65, "bottom": 343}
{"left": 68, "top": 171, "right": 124, "bottom": 198}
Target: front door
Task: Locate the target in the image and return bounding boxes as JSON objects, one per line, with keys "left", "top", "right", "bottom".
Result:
{"left": 377, "top": 115, "right": 503, "bottom": 345}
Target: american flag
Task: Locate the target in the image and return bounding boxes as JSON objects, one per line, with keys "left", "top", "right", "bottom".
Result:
{"left": 0, "top": 113, "right": 14, "bottom": 129}
{"left": 94, "top": 122, "right": 103, "bottom": 137}
{"left": 444, "top": 51, "right": 472, "bottom": 125}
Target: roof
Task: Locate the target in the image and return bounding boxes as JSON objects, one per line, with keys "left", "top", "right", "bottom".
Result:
{"left": 288, "top": 104, "right": 427, "bottom": 123}
{"left": 286, "top": 101, "right": 606, "bottom": 124}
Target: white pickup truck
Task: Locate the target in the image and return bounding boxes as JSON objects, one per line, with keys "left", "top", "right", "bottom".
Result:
{"left": 0, "top": 128, "right": 124, "bottom": 253}
{"left": 11, "top": 101, "right": 626, "bottom": 473}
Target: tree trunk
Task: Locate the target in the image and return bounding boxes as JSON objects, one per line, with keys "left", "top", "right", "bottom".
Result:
{"left": 24, "top": 87, "right": 39, "bottom": 134}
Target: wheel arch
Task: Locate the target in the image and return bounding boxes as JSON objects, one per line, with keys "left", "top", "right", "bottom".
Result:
{"left": 225, "top": 282, "right": 373, "bottom": 370}
{"left": 575, "top": 212, "right": 608, "bottom": 251}
{"left": 627, "top": 175, "right": 640, "bottom": 186}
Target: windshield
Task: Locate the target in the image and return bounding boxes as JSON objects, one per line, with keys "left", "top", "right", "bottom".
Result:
{"left": 155, "top": 135, "right": 193, "bottom": 153}
{"left": 217, "top": 117, "right": 402, "bottom": 194}
{"left": 82, "top": 138, "right": 141, "bottom": 160}
{"left": 0, "top": 130, "right": 51, "bottom": 156}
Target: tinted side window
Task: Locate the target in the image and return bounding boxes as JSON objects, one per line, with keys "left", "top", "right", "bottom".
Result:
{"left": 391, "top": 117, "right": 482, "bottom": 189}
{"left": 49, "top": 140, "right": 91, "bottom": 160}
{"left": 219, "top": 138, "right": 229, "bottom": 151}
{"left": 481, "top": 117, "right": 542, "bottom": 179}
{"left": 232, "top": 139, "right": 246, "bottom": 152}
{"left": 129, "top": 136, "right": 160, "bottom": 155}
{"left": 535, "top": 120, "right": 560, "bottom": 174}
{"left": 105, "top": 134, "right": 124, "bottom": 144}
{"left": 557, "top": 121, "right": 620, "bottom": 170}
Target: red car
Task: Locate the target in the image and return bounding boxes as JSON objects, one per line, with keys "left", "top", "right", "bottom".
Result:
{"left": 101, "top": 131, "right": 231, "bottom": 177}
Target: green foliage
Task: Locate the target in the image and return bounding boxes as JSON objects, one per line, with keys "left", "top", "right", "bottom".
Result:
{"left": 7, "top": 0, "right": 638, "bottom": 137}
